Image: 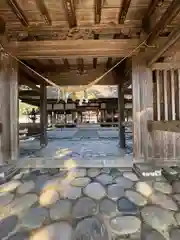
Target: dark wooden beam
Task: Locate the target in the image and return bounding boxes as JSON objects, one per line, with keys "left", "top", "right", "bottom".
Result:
{"left": 0, "top": 17, "right": 5, "bottom": 35}
{"left": 63, "top": 58, "right": 70, "bottom": 69}
{"left": 77, "top": 58, "right": 84, "bottom": 74}
{"left": 35, "top": 0, "right": 52, "bottom": 25}
{"left": 8, "top": 23, "right": 142, "bottom": 38}
{"left": 148, "top": 26, "right": 180, "bottom": 66}
{"left": 7, "top": 0, "right": 29, "bottom": 26}
{"left": 19, "top": 75, "right": 40, "bottom": 92}
{"left": 118, "top": 85, "right": 125, "bottom": 148}
{"left": 94, "top": 0, "right": 102, "bottom": 69}
{"left": 63, "top": 0, "right": 76, "bottom": 28}
{"left": 146, "top": 0, "right": 180, "bottom": 44}
{"left": 148, "top": 120, "right": 180, "bottom": 133}
{"left": 40, "top": 81, "right": 48, "bottom": 146}
{"left": 142, "top": 0, "right": 160, "bottom": 33}
{"left": 6, "top": 39, "right": 140, "bottom": 58}
{"left": 106, "top": 57, "right": 112, "bottom": 69}
{"left": 118, "top": 0, "right": 131, "bottom": 24}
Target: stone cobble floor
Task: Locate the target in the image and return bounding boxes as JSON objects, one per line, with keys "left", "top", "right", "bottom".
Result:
{"left": 0, "top": 167, "right": 180, "bottom": 239}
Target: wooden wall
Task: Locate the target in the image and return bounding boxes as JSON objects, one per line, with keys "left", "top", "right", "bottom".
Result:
{"left": 151, "top": 68, "right": 180, "bottom": 163}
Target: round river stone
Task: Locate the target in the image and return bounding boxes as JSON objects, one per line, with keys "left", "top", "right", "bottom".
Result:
{"left": 84, "top": 182, "right": 106, "bottom": 200}
{"left": 17, "top": 181, "right": 35, "bottom": 194}
{"left": 0, "top": 193, "right": 14, "bottom": 207}
{"left": 115, "top": 176, "right": 134, "bottom": 188}
{"left": 71, "top": 177, "right": 91, "bottom": 187}
{"left": 123, "top": 172, "right": 139, "bottom": 181}
{"left": 73, "top": 217, "right": 109, "bottom": 240}
{"left": 107, "top": 184, "right": 125, "bottom": 201}
{"left": 69, "top": 168, "right": 86, "bottom": 178}
{"left": 150, "top": 191, "right": 178, "bottom": 211}
{"left": 20, "top": 207, "right": 49, "bottom": 230}
{"left": 125, "top": 190, "right": 148, "bottom": 206}
{"left": 135, "top": 182, "right": 153, "bottom": 197}
{"left": 110, "top": 216, "right": 141, "bottom": 235}
{"left": 96, "top": 174, "right": 113, "bottom": 185}
{"left": 72, "top": 197, "right": 97, "bottom": 218}
{"left": 153, "top": 181, "right": 172, "bottom": 194}
{"left": 30, "top": 222, "right": 72, "bottom": 240}
{"left": 50, "top": 200, "right": 72, "bottom": 220}
{"left": 173, "top": 181, "right": 180, "bottom": 193}
{"left": 0, "top": 180, "right": 21, "bottom": 193}
{"left": 171, "top": 229, "right": 180, "bottom": 240}
{"left": 8, "top": 194, "right": 38, "bottom": 215}
{"left": 62, "top": 186, "right": 82, "bottom": 199}
{"left": 117, "top": 197, "right": 138, "bottom": 214}
{"left": 39, "top": 189, "right": 59, "bottom": 207}
{"left": 87, "top": 168, "right": 101, "bottom": 177}
{"left": 0, "top": 215, "right": 18, "bottom": 239}
{"left": 141, "top": 206, "right": 175, "bottom": 234}
{"left": 100, "top": 198, "right": 117, "bottom": 217}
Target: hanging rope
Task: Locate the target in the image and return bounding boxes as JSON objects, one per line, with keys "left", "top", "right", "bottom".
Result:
{"left": 0, "top": 33, "right": 154, "bottom": 98}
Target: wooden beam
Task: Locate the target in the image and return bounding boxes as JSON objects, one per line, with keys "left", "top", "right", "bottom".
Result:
{"left": 63, "top": 58, "right": 70, "bottom": 69}
{"left": 151, "top": 62, "right": 180, "bottom": 70}
{"left": 63, "top": 0, "right": 76, "bottom": 28}
{"left": 40, "top": 81, "right": 48, "bottom": 146}
{"left": 76, "top": 58, "right": 84, "bottom": 74}
{"left": 118, "top": 0, "right": 131, "bottom": 24}
{"left": 7, "top": 0, "right": 29, "bottom": 26}
{"left": 118, "top": 85, "right": 125, "bottom": 148}
{"left": 142, "top": 0, "right": 160, "bottom": 33}
{"left": 94, "top": 0, "right": 102, "bottom": 69}
{"left": 35, "top": 0, "right": 52, "bottom": 25}
{"left": 19, "top": 75, "right": 40, "bottom": 92}
{"left": 106, "top": 57, "right": 112, "bottom": 69}
{"left": 148, "top": 26, "right": 180, "bottom": 66}
{"left": 7, "top": 23, "right": 142, "bottom": 39}
{"left": 6, "top": 39, "right": 140, "bottom": 58}
{"left": 0, "top": 17, "right": 5, "bottom": 35}
{"left": 146, "top": 0, "right": 180, "bottom": 44}
{"left": 148, "top": 120, "right": 180, "bottom": 133}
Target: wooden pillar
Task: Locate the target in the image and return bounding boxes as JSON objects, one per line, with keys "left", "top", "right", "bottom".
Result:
{"left": 10, "top": 58, "right": 19, "bottom": 161}
{"left": 132, "top": 56, "right": 153, "bottom": 162}
{"left": 40, "top": 81, "right": 48, "bottom": 147}
{"left": 0, "top": 52, "right": 19, "bottom": 163}
{"left": 118, "top": 85, "right": 126, "bottom": 148}
{"left": 0, "top": 52, "right": 11, "bottom": 164}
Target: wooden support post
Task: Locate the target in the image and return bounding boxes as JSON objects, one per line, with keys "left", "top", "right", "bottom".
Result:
{"left": 10, "top": 58, "right": 19, "bottom": 161}
{"left": 40, "top": 81, "right": 48, "bottom": 146}
{"left": 118, "top": 85, "right": 126, "bottom": 148}
{"left": 0, "top": 52, "right": 11, "bottom": 164}
{"left": 132, "top": 56, "right": 153, "bottom": 162}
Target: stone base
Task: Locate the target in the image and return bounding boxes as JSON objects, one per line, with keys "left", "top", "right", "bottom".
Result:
{"left": 133, "top": 163, "right": 162, "bottom": 180}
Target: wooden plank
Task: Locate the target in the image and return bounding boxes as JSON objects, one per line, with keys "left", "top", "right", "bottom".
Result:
{"left": 163, "top": 70, "right": 168, "bottom": 120}
{"left": 9, "top": 58, "right": 19, "bottom": 161}
{"left": 40, "top": 81, "right": 48, "bottom": 146}
{"left": 167, "top": 71, "right": 172, "bottom": 120}
{"left": 156, "top": 70, "right": 161, "bottom": 121}
{"left": 148, "top": 26, "right": 180, "bottom": 66}
{"left": 35, "top": 0, "right": 52, "bottom": 25}
{"left": 174, "top": 70, "right": 180, "bottom": 120}
{"left": 6, "top": 39, "right": 140, "bottom": 59}
{"left": 148, "top": 120, "right": 180, "bottom": 133}
{"left": 7, "top": 0, "right": 29, "bottom": 26}
{"left": 146, "top": 0, "right": 180, "bottom": 44}
{"left": 153, "top": 71, "right": 157, "bottom": 121}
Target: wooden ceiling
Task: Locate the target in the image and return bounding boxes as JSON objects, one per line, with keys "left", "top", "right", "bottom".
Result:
{"left": 1, "top": 0, "right": 180, "bottom": 87}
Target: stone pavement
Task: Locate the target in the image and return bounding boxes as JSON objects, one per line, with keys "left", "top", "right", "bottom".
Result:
{"left": 0, "top": 167, "right": 180, "bottom": 239}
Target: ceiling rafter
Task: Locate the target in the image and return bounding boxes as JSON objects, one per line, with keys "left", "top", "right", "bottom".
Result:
{"left": 7, "top": 0, "right": 29, "bottom": 26}
{"left": 77, "top": 58, "right": 84, "bottom": 74}
{"left": 118, "top": 0, "right": 131, "bottom": 24}
{"left": 94, "top": 0, "right": 103, "bottom": 69}
{"left": 63, "top": 0, "right": 77, "bottom": 28}
{"left": 142, "top": 0, "right": 161, "bottom": 33}
{"left": 148, "top": 25, "right": 180, "bottom": 66}
{"left": 146, "top": 0, "right": 180, "bottom": 44}
{"left": 63, "top": 58, "right": 70, "bottom": 69}
{"left": 35, "top": 0, "right": 52, "bottom": 25}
